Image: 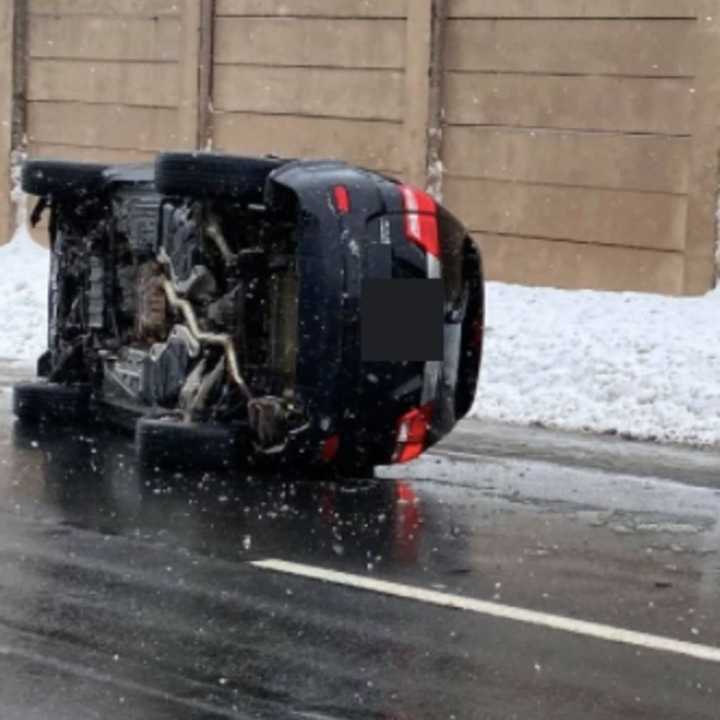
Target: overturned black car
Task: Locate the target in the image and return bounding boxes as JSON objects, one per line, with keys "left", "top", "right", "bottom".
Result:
{"left": 13, "top": 153, "right": 484, "bottom": 475}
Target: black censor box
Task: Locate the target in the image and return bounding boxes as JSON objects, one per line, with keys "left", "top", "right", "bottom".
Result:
{"left": 361, "top": 279, "right": 444, "bottom": 362}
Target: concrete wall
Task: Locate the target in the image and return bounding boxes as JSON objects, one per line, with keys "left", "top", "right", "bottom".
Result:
{"left": 211, "top": 0, "right": 415, "bottom": 177}
{"left": 3, "top": 0, "right": 718, "bottom": 295}
{"left": 439, "top": 0, "right": 719, "bottom": 295}
{"left": 0, "top": 1, "right": 13, "bottom": 241}
{"left": 24, "top": 0, "right": 200, "bottom": 163}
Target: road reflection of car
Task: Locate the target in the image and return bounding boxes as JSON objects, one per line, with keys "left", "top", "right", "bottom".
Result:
{"left": 14, "top": 153, "right": 484, "bottom": 476}
{"left": 12, "top": 422, "right": 424, "bottom": 569}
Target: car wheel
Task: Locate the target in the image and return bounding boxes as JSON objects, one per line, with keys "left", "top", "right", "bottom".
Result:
{"left": 135, "top": 416, "right": 242, "bottom": 470}
{"left": 21, "top": 160, "right": 109, "bottom": 197}
{"left": 154, "top": 152, "right": 287, "bottom": 202}
{"left": 455, "top": 241, "right": 484, "bottom": 419}
{"left": 13, "top": 382, "right": 91, "bottom": 424}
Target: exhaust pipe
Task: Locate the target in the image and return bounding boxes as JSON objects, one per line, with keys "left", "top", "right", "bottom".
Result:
{"left": 160, "top": 277, "right": 253, "bottom": 401}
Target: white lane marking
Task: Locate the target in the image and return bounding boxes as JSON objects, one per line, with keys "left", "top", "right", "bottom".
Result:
{"left": 251, "top": 559, "right": 720, "bottom": 665}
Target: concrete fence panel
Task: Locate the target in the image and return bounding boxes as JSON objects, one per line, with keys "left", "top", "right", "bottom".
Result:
{"left": 439, "top": 0, "right": 718, "bottom": 295}
{"left": 2, "top": 0, "right": 717, "bottom": 294}
{"left": 0, "top": 1, "right": 14, "bottom": 241}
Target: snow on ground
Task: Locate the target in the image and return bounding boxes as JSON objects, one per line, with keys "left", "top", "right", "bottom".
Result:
{"left": 0, "top": 221, "right": 718, "bottom": 448}
{"left": 0, "top": 224, "right": 48, "bottom": 363}
{"left": 472, "top": 282, "right": 720, "bottom": 447}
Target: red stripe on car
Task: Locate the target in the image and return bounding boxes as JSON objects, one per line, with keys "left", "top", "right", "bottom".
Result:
{"left": 401, "top": 185, "right": 440, "bottom": 258}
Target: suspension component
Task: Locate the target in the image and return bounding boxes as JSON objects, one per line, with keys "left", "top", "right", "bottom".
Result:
{"left": 160, "top": 276, "right": 253, "bottom": 401}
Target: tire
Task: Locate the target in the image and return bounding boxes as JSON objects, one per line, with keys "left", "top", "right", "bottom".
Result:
{"left": 455, "top": 241, "right": 484, "bottom": 420}
{"left": 13, "top": 382, "right": 90, "bottom": 424}
{"left": 135, "top": 417, "right": 242, "bottom": 470}
{"left": 155, "top": 152, "right": 287, "bottom": 201}
{"left": 22, "top": 160, "right": 109, "bottom": 197}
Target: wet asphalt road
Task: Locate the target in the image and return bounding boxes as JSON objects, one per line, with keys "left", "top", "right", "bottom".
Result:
{"left": 1, "top": 366, "right": 719, "bottom": 719}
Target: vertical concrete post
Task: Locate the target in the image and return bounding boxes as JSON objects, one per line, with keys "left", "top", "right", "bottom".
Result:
{"left": 403, "top": 0, "right": 447, "bottom": 194}
{"left": 177, "top": 0, "right": 203, "bottom": 150}
{"left": 426, "top": 0, "right": 448, "bottom": 200}
{"left": 403, "top": 0, "right": 433, "bottom": 188}
{"left": 197, "top": 0, "right": 215, "bottom": 150}
{"left": 178, "top": 0, "right": 215, "bottom": 152}
{"left": 0, "top": 1, "right": 15, "bottom": 243}
{"left": 685, "top": 1, "right": 720, "bottom": 294}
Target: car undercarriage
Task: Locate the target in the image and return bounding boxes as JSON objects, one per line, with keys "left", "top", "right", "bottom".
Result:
{"left": 14, "top": 153, "right": 484, "bottom": 475}
{"left": 37, "top": 168, "right": 306, "bottom": 456}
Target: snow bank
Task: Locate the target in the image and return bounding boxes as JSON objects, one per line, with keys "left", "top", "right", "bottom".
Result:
{"left": 473, "top": 282, "right": 720, "bottom": 447}
{"left": 0, "top": 221, "right": 718, "bottom": 448}
{"left": 0, "top": 224, "right": 48, "bottom": 362}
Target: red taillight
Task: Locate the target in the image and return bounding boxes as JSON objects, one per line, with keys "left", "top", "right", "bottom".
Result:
{"left": 401, "top": 185, "right": 436, "bottom": 214}
{"left": 392, "top": 404, "right": 433, "bottom": 464}
{"left": 401, "top": 185, "right": 440, "bottom": 258}
{"left": 332, "top": 185, "right": 351, "bottom": 214}
{"left": 321, "top": 434, "right": 340, "bottom": 462}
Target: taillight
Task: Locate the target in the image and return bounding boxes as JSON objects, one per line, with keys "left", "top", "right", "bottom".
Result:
{"left": 392, "top": 403, "right": 433, "bottom": 464}
{"left": 332, "top": 185, "right": 351, "bottom": 214}
{"left": 401, "top": 185, "right": 440, "bottom": 258}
